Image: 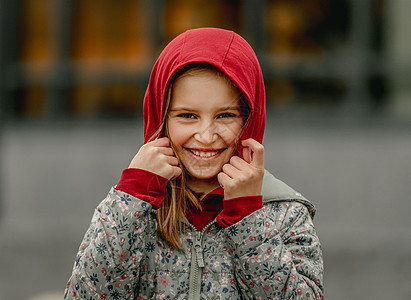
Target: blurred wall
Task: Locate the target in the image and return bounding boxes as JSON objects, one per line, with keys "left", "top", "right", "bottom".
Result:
{"left": 387, "top": 0, "right": 411, "bottom": 119}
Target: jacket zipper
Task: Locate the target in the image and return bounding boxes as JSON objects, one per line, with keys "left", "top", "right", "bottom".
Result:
{"left": 188, "top": 221, "right": 215, "bottom": 300}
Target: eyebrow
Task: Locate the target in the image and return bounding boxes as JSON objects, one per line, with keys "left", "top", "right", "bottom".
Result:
{"left": 168, "top": 107, "right": 192, "bottom": 112}
{"left": 169, "top": 106, "right": 239, "bottom": 112}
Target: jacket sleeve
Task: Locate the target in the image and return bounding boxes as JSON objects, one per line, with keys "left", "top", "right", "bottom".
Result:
{"left": 64, "top": 188, "right": 158, "bottom": 299}
{"left": 223, "top": 201, "right": 324, "bottom": 299}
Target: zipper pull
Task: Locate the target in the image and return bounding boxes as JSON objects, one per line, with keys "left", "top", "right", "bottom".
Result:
{"left": 194, "top": 232, "right": 205, "bottom": 268}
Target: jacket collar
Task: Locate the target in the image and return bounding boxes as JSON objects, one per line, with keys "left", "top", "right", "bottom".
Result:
{"left": 262, "top": 170, "right": 316, "bottom": 218}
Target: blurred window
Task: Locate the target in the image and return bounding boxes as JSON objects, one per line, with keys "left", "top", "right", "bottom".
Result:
{"left": 2, "top": 0, "right": 387, "bottom": 119}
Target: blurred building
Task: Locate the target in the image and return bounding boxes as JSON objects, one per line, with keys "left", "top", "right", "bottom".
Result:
{"left": 0, "top": 0, "right": 409, "bottom": 121}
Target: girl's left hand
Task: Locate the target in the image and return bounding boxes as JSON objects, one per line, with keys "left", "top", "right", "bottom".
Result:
{"left": 217, "top": 138, "right": 264, "bottom": 200}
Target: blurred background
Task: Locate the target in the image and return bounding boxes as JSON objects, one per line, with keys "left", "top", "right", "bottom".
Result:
{"left": 1, "top": 0, "right": 411, "bottom": 299}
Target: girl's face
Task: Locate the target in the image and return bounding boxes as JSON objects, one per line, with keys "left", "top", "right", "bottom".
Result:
{"left": 167, "top": 69, "right": 244, "bottom": 182}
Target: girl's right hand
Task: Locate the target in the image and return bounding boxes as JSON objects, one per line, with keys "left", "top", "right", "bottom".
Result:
{"left": 129, "top": 137, "right": 182, "bottom": 181}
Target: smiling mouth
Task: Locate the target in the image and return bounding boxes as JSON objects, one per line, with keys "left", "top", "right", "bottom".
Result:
{"left": 185, "top": 148, "right": 224, "bottom": 158}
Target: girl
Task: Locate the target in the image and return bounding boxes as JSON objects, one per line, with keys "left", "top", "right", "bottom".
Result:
{"left": 65, "top": 28, "right": 324, "bottom": 299}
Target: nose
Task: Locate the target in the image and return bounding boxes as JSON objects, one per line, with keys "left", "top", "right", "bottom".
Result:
{"left": 194, "top": 120, "right": 218, "bottom": 144}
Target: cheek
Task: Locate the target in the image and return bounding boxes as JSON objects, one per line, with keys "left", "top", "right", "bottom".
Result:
{"left": 167, "top": 122, "right": 191, "bottom": 150}
{"left": 220, "top": 122, "right": 243, "bottom": 146}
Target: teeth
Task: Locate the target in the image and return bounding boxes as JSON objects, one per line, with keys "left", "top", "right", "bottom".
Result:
{"left": 192, "top": 150, "right": 218, "bottom": 158}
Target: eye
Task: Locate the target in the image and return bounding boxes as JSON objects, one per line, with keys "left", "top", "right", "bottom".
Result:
{"left": 178, "top": 113, "right": 196, "bottom": 119}
{"left": 217, "top": 112, "right": 237, "bottom": 119}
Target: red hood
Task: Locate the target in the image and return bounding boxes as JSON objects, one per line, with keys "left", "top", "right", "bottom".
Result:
{"left": 143, "top": 28, "right": 266, "bottom": 155}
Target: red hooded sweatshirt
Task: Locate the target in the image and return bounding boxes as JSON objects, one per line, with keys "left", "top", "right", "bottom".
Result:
{"left": 117, "top": 28, "right": 266, "bottom": 230}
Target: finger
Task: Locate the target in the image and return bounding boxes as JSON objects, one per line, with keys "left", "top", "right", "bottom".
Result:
{"left": 243, "top": 146, "right": 252, "bottom": 164}
{"left": 144, "top": 145, "right": 174, "bottom": 158}
{"left": 217, "top": 172, "right": 231, "bottom": 189}
{"left": 221, "top": 163, "right": 239, "bottom": 178}
{"left": 228, "top": 155, "right": 249, "bottom": 170}
{"left": 170, "top": 166, "right": 182, "bottom": 180}
{"left": 150, "top": 137, "right": 170, "bottom": 147}
{"left": 158, "top": 146, "right": 175, "bottom": 156}
{"left": 241, "top": 138, "right": 264, "bottom": 167}
{"left": 166, "top": 155, "right": 179, "bottom": 166}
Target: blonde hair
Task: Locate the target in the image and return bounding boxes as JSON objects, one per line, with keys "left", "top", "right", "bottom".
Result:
{"left": 152, "top": 65, "right": 249, "bottom": 248}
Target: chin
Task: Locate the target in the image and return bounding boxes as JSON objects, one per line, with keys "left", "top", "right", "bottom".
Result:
{"left": 185, "top": 167, "right": 221, "bottom": 180}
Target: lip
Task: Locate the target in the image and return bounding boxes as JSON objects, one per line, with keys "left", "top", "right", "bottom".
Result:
{"left": 184, "top": 147, "right": 225, "bottom": 160}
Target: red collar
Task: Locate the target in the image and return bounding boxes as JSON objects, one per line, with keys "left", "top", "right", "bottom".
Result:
{"left": 186, "top": 187, "right": 224, "bottom": 231}
{"left": 202, "top": 187, "right": 224, "bottom": 199}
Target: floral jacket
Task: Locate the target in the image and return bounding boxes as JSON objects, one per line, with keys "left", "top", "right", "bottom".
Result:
{"left": 64, "top": 170, "right": 324, "bottom": 299}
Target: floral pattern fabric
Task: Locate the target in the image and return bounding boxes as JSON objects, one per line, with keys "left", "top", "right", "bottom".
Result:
{"left": 64, "top": 174, "right": 324, "bottom": 299}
